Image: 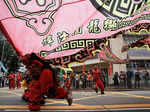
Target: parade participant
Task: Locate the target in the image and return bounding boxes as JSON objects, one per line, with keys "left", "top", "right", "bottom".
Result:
{"left": 92, "top": 67, "right": 104, "bottom": 94}
{"left": 28, "top": 60, "right": 44, "bottom": 111}
{"left": 20, "top": 53, "right": 73, "bottom": 109}
{"left": 47, "top": 65, "right": 73, "bottom": 105}
{"left": 39, "top": 62, "right": 54, "bottom": 97}
{"left": 8, "top": 72, "right": 15, "bottom": 90}
{"left": 20, "top": 54, "right": 41, "bottom": 104}
{"left": 32, "top": 59, "right": 73, "bottom": 106}
{"left": 16, "top": 72, "right": 22, "bottom": 89}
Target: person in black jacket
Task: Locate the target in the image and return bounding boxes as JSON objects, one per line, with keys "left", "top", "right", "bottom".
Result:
{"left": 134, "top": 70, "right": 141, "bottom": 88}
{"left": 126, "top": 68, "right": 134, "bottom": 89}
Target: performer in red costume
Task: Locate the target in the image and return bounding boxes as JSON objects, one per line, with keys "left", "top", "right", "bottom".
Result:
{"left": 20, "top": 53, "right": 73, "bottom": 111}
{"left": 8, "top": 72, "right": 15, "bottom": 90}
{"left": 28, "top": 60, "right": 44, "bottom": 111}
{"left": 16, "top": 72, "right": 22, "bottom": 89}
{"left": 39, "top": 63, "right": 54, "bottom": 96}
{"left": 92, "top": 67, "right": 104, "bottom": 94}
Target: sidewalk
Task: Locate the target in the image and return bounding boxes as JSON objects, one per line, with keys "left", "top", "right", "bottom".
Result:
{"left": 72, "top": 86, "right": 150, "bottom": 92}
{"left": 105, "top": 87, "right": 150, "bottom": 91}
{"left": 1, "top": 86, "right": 150, "bottom": 93}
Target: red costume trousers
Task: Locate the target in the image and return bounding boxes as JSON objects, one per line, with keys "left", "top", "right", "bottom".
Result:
{"left": 39, "top": 69, "right": 54, "bottom": 95}
{"left": 96, "top": 79, "right": 104, "bottom": 92}
{"left": 9, "top": 80, "right": 15, "bottom": 89}
{"left": 55, "top": 87, "right": 67, "bottom": 99}
{"left": 28, "top": 81, "right": 42, "bottom": 111}
{"left": 17, "top": 80, "right": 21, "bottom": 88}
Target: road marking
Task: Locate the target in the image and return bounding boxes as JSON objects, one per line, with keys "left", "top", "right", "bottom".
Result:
{"left": 73, "top": 94, "right": 108, "bottom": 101}
{"left": 1, "top": 104, "right": 150, "bottom": 110}
{"left": 4, "top": 108, "right": 150, "bottom": 112}
{"left": 0, "top": 96, "right": 16, "bottom": 98}
{"left": 45, "top": 93, "right": 110, "bottom": 105}
{"left": 0, "top": 90, "right": 22, "bottom": 96}
{"left": 112, "top": 92, "right": 150, "bottom": 99}
{"left": 4, "top": 110, "right": 29, "bottom": 112}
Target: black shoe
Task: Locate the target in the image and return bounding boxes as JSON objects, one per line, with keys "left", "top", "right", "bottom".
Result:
{"left": 22, "top": 96, "right": 29, "bottom": 102}
{"left": 40, "top": 100, "right": 45, "bottom": 105}
{"left": 66, "top": 90, "right": 73, "bottom": 106}
{"left": 95, "top": 89, "right": 98, "bottom": 93}
{"left": 67, "top": 97, "right": 73, "bottom": 106}
{"left": 101, "top": 91, "right": 104, "bottom": 94}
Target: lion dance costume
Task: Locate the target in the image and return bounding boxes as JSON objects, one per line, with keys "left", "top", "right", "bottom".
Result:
{"left": 20, "top": 53, "right": 73, "bottom": 111}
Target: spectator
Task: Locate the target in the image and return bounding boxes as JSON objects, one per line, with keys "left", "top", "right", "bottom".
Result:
{"left": 81, "top": 72, "right": 87, "bottom": 89}
{"left": 126, "top": 68, "right": 134, "bottom": 89}
{"left": 1, "top": 75, "right": 5, "bottom": 87}
{"left": 87, "top": 71, "right": 92, "bottom": 88}
{"left": 75, "top": 73, "right": 79, "bottom": 89}
{"left": 113, "top": 72, "right": 119, "bottom": 88}
{"left": 119, "top": 71, "right": 127, "bottom": 88}
{"left": 143, "top": 71, "right": 149, "bottom": 87}
{"left": 134, "top": 70, "right": 141, "bottom": 88}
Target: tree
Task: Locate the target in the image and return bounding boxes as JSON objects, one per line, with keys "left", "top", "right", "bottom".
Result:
{"left": 0, "top": 30, "right": 19, "bottom": 72}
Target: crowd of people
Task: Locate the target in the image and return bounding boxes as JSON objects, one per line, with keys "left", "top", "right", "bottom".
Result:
{"left": 113, "top": 68, "right": 150, "bottom": 89}
{"left": 0, "top": 71, "right": 22, "bottom": 89}
{"left": 1, "top": 67, "right": 149, "bottom": 91}
{"left": 70, "top": 69, "right": 106, "bottom": 91}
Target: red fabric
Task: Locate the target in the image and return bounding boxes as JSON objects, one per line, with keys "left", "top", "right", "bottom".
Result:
{"left": 65, "top": 79, "right": 70, "bottom": 89}
{"left": 39, "top": 69, "right": 54, "bottom": 95}
{"left": 55, "top": 87, "right": 67, "bottom": 99}
{"left": 28, "top": 81, "right": 41, "bottom": 111}
{"left": 31, "top": 60, "right": 43, "bottom": 68}
{"left": 22, "top": 90, "right": 30, "bottom": 101}
{"left": 17, "top": 73, "right": 22, "bottom": 88}
{"left": 92, "top": 69, "right": 104, "bottom": 92}
{"left": 92, "top": 69, "right": 101, "bottom": 80}
{"left": 28, "top": 103, "right": 40, "bottom": 111}
{"left": 9, "top": 74, "right": 15, "bottom": 89}
{"left": 95, "top": 79, "right": 104, "bottom": 91}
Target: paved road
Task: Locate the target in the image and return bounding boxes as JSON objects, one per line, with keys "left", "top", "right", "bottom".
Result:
{"left": 0, "top": 87, "right": 150, "bottom": 112}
